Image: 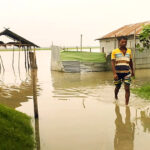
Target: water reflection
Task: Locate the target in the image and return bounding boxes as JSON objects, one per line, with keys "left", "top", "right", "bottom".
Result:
{"left": 140, "top": 109, "right": 150, "bottom": 133}
{"left": 0, "top": 68, "right": 41, "bottom": 150}
{"left": 31, "top": 69, "right": 40, "bottom": 150}
{"left": 0, "top": 72, "right": 40, "bottom": 109}
{"left": 0, "top": 79, "right": 33, "bottom": 108}
{"left": 51, "top": 71, "right": 113, "bottom": 101}
{"left": 135, "top": 107, "right": 150, "bottom": 133}
{"left": 51, "top": 71, "right": 113, "bottom": 89}
{"left": 1, "top": 51, "right": 150, "bottom": 150}
{"left": 114, "top": 105, "right": 135, "bottom": 150}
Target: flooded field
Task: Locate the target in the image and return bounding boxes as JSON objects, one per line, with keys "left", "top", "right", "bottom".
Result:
{"left": 0, "top": 51, "right": 150, "bottom": 150}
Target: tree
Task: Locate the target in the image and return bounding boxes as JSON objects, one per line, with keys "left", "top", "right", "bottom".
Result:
{"left": 136, "top": 25, "right": 150, "bottom": 51}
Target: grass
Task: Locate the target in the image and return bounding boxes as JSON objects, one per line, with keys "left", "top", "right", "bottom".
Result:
{"left": 0, "top": 104, "right": 34, "bottom": 150}
{"left": 60, "top": 51, "right": 106, "bottom": 63}
{"left": 64, "top": 47, "right": 99, "bottom": 50}
{"left": 131, "top": 84, "right": 150, "bottom": 100}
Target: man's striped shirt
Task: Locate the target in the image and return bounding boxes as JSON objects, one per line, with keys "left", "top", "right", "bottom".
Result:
{"left": 111, "top": 48, "right": 132, "bottom": 73}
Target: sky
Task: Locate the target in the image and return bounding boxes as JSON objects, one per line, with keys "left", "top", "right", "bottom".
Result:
{"left": 0, "top": 0, "right": 149, "bottom": 47}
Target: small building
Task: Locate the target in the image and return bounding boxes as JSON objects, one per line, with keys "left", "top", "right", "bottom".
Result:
{"left": 96, "top": 21, "right": 150, "bottom": 55}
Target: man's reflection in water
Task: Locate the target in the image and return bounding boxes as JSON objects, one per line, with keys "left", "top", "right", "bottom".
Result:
{"left": 114, "top": 105, "right": 135, "bottom": 150}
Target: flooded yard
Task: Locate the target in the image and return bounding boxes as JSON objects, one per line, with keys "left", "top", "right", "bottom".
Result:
{"left": 0, "top": 51, "right": 150, "bottom": 150}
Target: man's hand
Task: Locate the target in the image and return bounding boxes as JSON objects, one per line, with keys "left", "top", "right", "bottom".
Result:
{"left": 114, "top": 73, "right": 118, "bottom": 80}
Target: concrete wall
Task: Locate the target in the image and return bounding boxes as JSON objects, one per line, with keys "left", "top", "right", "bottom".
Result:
{"left": 100, "top": 39, "right": 116, "bottom": 55}
{"left": 134, "top": 49, "right": 150, "bottom": 69}
{"left": 51, "top": 45, "right": 150, "bottom": 73}
{"left": 62, "top": 61, "right": 80, "bottom": 73}
{"left": 62, "top": 61, "right": 107, "bottom": 73}
{"left": 51, "top": 46, "right": 63, "bottom": 71}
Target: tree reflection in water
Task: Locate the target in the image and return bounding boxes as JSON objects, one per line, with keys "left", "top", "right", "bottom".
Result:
{"left": 139, "top": 108, "right": 150, "bottom": 133}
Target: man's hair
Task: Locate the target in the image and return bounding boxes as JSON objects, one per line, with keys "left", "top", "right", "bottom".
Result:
{"left": 117, "top": 36, "right": 128, "bottom": 41}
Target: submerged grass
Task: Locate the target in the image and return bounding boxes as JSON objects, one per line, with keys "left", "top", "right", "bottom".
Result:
{"left": 131, "top": 84, "right": 150, "bottom": 100}
{"left": 0, "top": 104, "right": 34, "bottom": 150}
{"left": 60, "top": 51, "right": 106, "bottom": 63}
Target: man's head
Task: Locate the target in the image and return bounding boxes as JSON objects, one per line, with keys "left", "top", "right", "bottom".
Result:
{"left": 117, "top": 36, "right": 128, "bottom": 49}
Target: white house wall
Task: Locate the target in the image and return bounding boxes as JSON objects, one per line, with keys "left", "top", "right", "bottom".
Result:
{"left": 99, "top": 37, "right": 140, "bottom": 55}
{"left": 100, "top": 39, "right": 116, "bottom": 55}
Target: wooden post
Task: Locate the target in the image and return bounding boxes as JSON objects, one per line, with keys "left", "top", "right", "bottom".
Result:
{"left": 32, "top": 69, "right": 39, "bottom": 119}
{"left": 24, "top": 47, "right": 27, "bottom": 70}
{"left": 77, "top": 46, "right": 78, "bottom": 52}
{"left": 114, "top": 35, "right": 117, "bottom": 49}
{"left": 29, "top": 47, "right": 37, "bottom": 69}
{"left": 18, "top": 45, "right": 21, "bottom": 69}
{"left": 35, "top": 118, "right": 40, "bottom": 150}
{"left": 90, "top": 48, "right": 91, "bottom": 52}
{"left": 33, "top": 47, "right": 37, "bottom": 69}
{"left": 12, "top": 45, "right": 16, "bottom": 77}
{"left": 0, "top": 55, "right": 5, "bottom": 72}
{"left": 27, "top": 46, "right": 30, "bottom": 70}
{"left": 18, "top": 45, "right": 21, "bottom": 79}
{"left": 31, "top": 69, "right": 40, "bottom": 149}
{"left": 12, "top": 45, "right": 15, "bottom": 67}
{"left": 80, "top": 34, "right": 82, "bottom": 52}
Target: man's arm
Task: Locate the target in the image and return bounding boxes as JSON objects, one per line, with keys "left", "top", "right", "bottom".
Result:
{"left": 129, "top": 59, "right": 135, "bottom": 77}
{"left": 111, "top": 59, "right": 118, "bottom": 80}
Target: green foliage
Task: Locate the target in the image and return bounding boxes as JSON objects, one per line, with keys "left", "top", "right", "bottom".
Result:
{"left": 136, "top": 25, "right": 150, "bottom": 51}
{"left": 131, "top": 84, "right": 150, "bottom": 100}
{"left": 0, "top": 104, "right": 34, "bottom": 150}
{"left": 60, "top": 51, "right": 106, "bottom": 63}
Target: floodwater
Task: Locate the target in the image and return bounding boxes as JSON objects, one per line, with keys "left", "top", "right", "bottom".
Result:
{"left": 0, "top": 51, "right": 150, "bottom": 150}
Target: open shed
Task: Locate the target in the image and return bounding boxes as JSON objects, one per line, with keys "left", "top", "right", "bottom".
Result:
{"left": 0, "top": 28, "right": 39, "bottom": 69}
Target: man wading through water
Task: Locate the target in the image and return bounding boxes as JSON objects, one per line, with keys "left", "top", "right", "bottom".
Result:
{"left": 111, "top": 36, "right": 134, "bottom": 105}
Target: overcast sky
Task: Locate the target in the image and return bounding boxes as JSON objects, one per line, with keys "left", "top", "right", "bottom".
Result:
{"left": 0, "top": 0, "right": 149, "bottom": 47}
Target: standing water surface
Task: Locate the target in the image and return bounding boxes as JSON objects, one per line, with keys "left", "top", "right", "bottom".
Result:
{"left": 0, "top": 51, "right": 150, "bottom": 150}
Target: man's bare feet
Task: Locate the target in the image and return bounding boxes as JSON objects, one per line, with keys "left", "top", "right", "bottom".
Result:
{"left": 115, "top": 95, "right": 118, "bottom": 100}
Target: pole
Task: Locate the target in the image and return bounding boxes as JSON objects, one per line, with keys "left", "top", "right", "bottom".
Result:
{"left": 33, "top": 47, "right": 37, "bottom": 69}
{"left": 18, "top": 45, "right": 21, "bottom": 80}
{"left": 32, "top": 69, "right": 39, "bottom": 119}
{"left": 114, "top": 35, "right": 117, "bottom": 49}
{"left": 80, "top": 34, "right": 82, "bottom": 52}
{"left": 31, "top": 69, "right": 40, "bottom": 149}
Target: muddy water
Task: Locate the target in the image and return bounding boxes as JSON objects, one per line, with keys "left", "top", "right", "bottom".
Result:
{"left": 0, "top": 51, "right": 150, "bottom": 150}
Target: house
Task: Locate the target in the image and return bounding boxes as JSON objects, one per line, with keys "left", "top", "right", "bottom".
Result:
{"left": 96, "top": 21, "right": 150, "bottom": 55}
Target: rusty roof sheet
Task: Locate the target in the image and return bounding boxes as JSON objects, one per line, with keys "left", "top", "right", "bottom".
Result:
{"left": 0, "top": 29, "right": 39, "bottom": 47}
{"left": 97, "top": 21, "right": 150, "bottom": 40}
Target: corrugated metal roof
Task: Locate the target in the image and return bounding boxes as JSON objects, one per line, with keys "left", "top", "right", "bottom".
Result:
{"left": 97, "top": 21, "right": 150, "bottom": 40}
{"left": 0, "top": 29, "right": 39, "bottom": 47}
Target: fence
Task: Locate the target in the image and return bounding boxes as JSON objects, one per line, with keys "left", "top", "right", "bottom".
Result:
{"left": 63, "top": 47, "right": 100, "bottom": 53}
{"left": 132, "top": 48, "right": 150, "bottom": 69}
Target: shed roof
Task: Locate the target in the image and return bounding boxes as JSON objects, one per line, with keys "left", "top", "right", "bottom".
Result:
{"left": 0, "top": 29, "right": 39, "bottom": 47}
{"left": 96, "top": 21, "right": 150, "bottom": 40}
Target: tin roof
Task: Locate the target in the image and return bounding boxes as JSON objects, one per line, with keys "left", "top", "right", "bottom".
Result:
{"left": 96, "top": 21, "right": 150, "bottom": 40}
{"left": 0, "top": 29, "right": 39, "bottom": 47}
